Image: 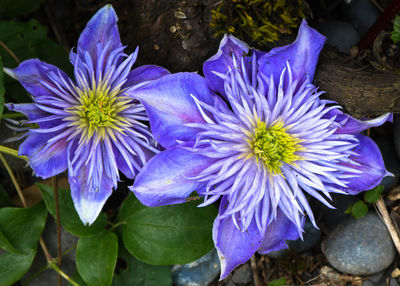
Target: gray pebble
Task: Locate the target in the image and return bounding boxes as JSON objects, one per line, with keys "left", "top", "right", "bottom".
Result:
{"left": 172, "top": 249, "right": 220, "bottom": 286}
{"left": 342, "top": 0, "right": 380, "bottom": 36}
{"left": 231, "top": 264, "right": 252, "bottom": 284}
{"left": 287, "top": 219, "right": 321, "bottom": 253}
{"left": 316, "top": 20, "right": 360, "bottom": 53}
{"left": 323, "top": 212, "right": 396, "bottom": 276}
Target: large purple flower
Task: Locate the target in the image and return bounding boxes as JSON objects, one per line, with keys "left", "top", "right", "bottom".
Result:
{"left": 130, "top": 20, "right": 391, "bottom": 278}
{"left": 5, "top": 5, "right": 168, "bottom": 224}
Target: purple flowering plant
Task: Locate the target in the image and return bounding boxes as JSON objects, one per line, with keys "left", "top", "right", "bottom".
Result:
{"left": 4, "top": 5, "right": 168, "bottom": 224}
{"left": 130, "top": 20, "right": 392, "bottom": 278}
{"left": 0, "top": 3, "right": 394, "bottom": 285}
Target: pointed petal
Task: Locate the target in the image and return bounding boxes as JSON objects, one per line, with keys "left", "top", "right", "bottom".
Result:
{"left": 342, "top": 134, "right": 389, "bottom": 195}
{"left": 258, "top": 19, "right": 326, "bottom": 83}
{"left": 214, "top": 197, "right": 263, "bottom": 280}
{"left": 130, "top": 148, "right": 214, "bottom": 207}
{"left": 6, "top": 103, "right": 59, "bottom": 128}
{"left": 330, "top": 110, "right": 393, "bottom": 134}
{"left": 203, "top": 34, "right": 250, "bottom": 98}
{"left": 69, "top": 144, "right": 114, "bottom": 225}
{"left": 19, "top": 132, "right": 68, "bottom": 178}
{"left": 4, "top": 59, "right": 72, "bottom": 101}
{"left": 77, "top": 4, "right": 121, "bottom": 59}
{"left": 258, "top": 208, "right": 302, "bottom": 254}
{"left": 124, "top": 65, "right": 170, "bottom": 89}
{"left": 131, "top": 73, "right": 214, "bottom": 148}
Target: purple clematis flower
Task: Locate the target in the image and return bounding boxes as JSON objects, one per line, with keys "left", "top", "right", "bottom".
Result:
{"left": 5, "top": 5, "right": 169, "bottom": 224}
{"left": 130, "top": 20, "right": 392, "bottom": 278}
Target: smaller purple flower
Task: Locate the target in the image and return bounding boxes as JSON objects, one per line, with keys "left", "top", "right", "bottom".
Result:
{"left": 129, "top": 20, "right": 392, "bottom": 279}
{"left": 5, "top": 5, "right": 169, "bottom": 224}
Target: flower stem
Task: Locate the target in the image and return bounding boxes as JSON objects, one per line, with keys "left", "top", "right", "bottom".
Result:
{"left": 0, "top": 112, "right": 24, "bottom": 119}
{"left": 50, "top": 263, "right": 81, "bottom": 286}
{"left": 52, "top": 176, "right": 62, "bottom": 286}
{"left": 0, "top": 152, "right": 27, "bottom": 207}
{"left": 375, "top": 197, "right": 400, "bottom": 254}
{"left": 110, "top": 221, "right": 126, "bottom": 231}
{"left": 0, "top": 40, "right": 20, "bottom": 64}
{"left": 0, "top": 145, "right": 27, "bottom": 161}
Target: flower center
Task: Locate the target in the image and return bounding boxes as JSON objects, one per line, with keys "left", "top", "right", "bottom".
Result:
{"left": 250, "top": 121, "right": 301, "bottom": 174}
{"left": 84, "top": 94, "right": 115, "bottom": 128}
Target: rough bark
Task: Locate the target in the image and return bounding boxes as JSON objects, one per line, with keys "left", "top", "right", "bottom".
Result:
{"left": 316, "top": 47, "right": 400, "bottom": 118}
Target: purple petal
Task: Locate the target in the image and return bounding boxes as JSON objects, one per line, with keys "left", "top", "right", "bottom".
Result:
{"left": 76, "top": 4, "right": 121, "bottom": 60}
{"left": 214, "top": 197, "right": 263, "bottom": 280}
{"left": 131, "top": 73, "right": 214, "bottom": 148}
{"left": 6, "top": 103, "right": 59, "bottom": 129}
{"left": 203, "top": 34, "right": 249, "bottom": 98}
{"left": 258, "top": 208, "right": 302, "bottom": 254}
{"left": 343, "top": 134, "right": 389, "bottom": 195}
{"left": 19, "top": 132, "right": 68, "bottom": 178}
{"left": 328, "top": 109, "right": 393, "bottom": 134}
{"left": 123, "top": 65, "right": 170, "bottom": 89}
{"left": 69, "top": 145, "right": 114, "bottom": 225}
{"left": 4, "top": 59, "right": 72, "bottom": 101}
{"left": 258, "top": 19, "right": 326, "bottom": 83}
{"left": 130, "top": 148, "right": 214, "bottom": 207}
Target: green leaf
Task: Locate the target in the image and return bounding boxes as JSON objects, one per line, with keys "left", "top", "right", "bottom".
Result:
{"left": 0, "top": 56, "right": 4, "bottom": 119}
{"left": 0, "top": 20, "right": 70, "bottom": 102}
{"left": 0, "top": 230, "right": 21, "bottom": 254}
{"left": 392, "top": 15, "right": 400, "bottom": 43}
{"left": 0, "top": 202, "right": 47, "bottom": 286}
{"left": 112, "top": 246, "right": 172, "bottom": 286}
{"left": 76, "top": 232, "right": 118, "bottom": 286}
{"left": 0, "top": 0, "right": 46, "bottom": 17}
{"left": 118, "top": 194, "right": 217, "bottom": 265}
{"left": 268, "top": 277, "right": 287, "bottom": 286}
{"left": 0, "top": 185, "right": 12, "bottom": 207}
{"left": 351, "top": 200, "right": 369, "bottom": 219}
{"left": 69, "top": 269, "right": 87, "bottom": 286}
{"left": 364, "top": 185, "right": 384, "bottom": 203}
{"left": 38, "top": 183, "right": 107, "bottom": 237}
{"left": 344, "top": 204, "right": 352, "bottom": 215}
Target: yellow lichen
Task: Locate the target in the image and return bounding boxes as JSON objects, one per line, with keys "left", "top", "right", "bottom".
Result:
{"left": 210, "top": 0, "right": 305, "bottom": 47}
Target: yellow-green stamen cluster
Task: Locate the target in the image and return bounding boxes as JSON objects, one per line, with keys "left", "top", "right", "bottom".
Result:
{"left": 84, "top": 94, "right": 116, "bottom": 128}
{"left": 66, "top": 79, "right": 132, "bottom": 143}
{"left": 250, "top": 121, "right": 301, "bottom": 174}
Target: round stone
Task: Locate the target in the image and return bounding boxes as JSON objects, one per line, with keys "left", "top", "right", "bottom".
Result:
{"left": 172, "top": 249, "right": 220, "bottom": 286}
{"left": 287, "top": 219, "right": 321, "bottom": 253}
{"left": 323, "top": 212, "right": 396, "bottom": 275}
{"left": 315, "top": 20, "right": 360, "bottom": 53}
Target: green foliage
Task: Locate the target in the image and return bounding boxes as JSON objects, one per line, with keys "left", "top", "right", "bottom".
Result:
{"left": 0, "top": 202, "right": 47, "bottom": 286}
{"left": 76, "top": 232, "right": 118, "bottom": 286}
{"left": 70, "top": 270, "right": 87, "bottom": 286}
{"left": 112, "top": 246, "right": 172, "bottom": 286}
{"left": 118, "top": 194, "right": 217, "bottom": 265}
{"left": 38, "top": 183, "right": 107, "bottom": 237}
{"left": 268, "top": 277, "right": 287, "bottom": 286}
{"left": 345, "top": 185, "right": 384, "bottom": 219}
{"left": 364, "top": 185, "right": 384, "bottom": 203}
{"left": 0, "top": 0, "right": 46, "bottom": 18}
{"left": 210, "top": 0, "right": 304, "bottom": 47}
{"left": 0, "top": 19, "right": 70, "bottom": 103}
{"left": 0, "top": 230, "right": 21, "bottom": 254}
{"left": 347, "top": 200, "right": 368, "bottom": 219}
{"left": 0, "top": 185, "right": 12, "bottom": 208}
{"left": 391, "top": 15, "right": 400, "bottom": 43}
